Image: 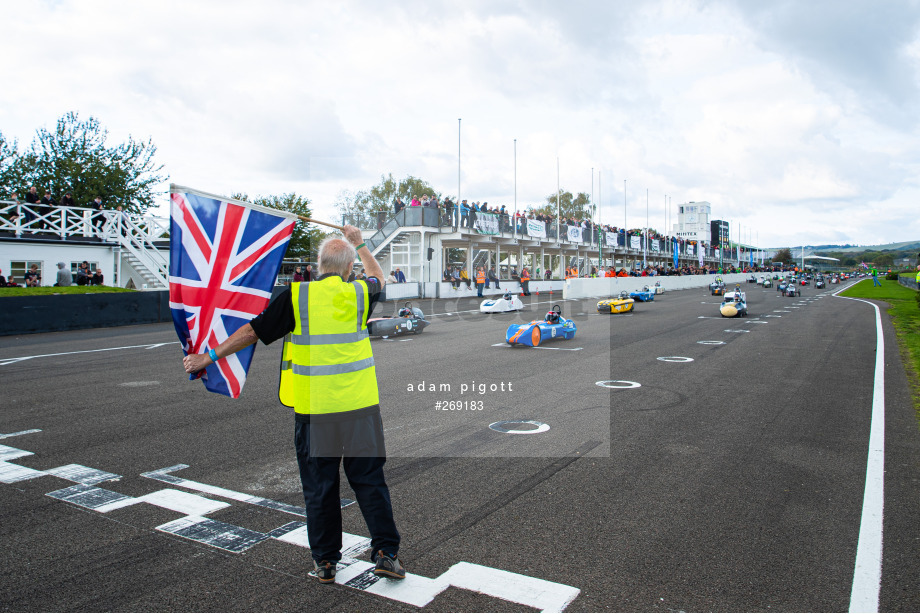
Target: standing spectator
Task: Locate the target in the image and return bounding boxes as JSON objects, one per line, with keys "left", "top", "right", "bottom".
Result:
{"left": 55, "top": 262, "right": 72, "bottom": 287}
{"left": 24, "top": 186, "right": 39, "bottom": 228}
{"left": 394, "top": 268, "right": 406, "bottom": 283}
{"left": 387, "top": 270, "right": 397, "bottom": 284}
{"left": 304, "top": 264, "right": 313, "bottom": 282}
{"left": 182, "top": 227, "right": 405, "bottom": 584}
{"left": 871, "top": 267, "right": 881, "bottom": 287}
{"left": 459, "top": 200, "right": 469, "bottom": 228}
{"left": 0, "top": 268, "right": 6, "bottom": 286}
{"left": 393, "top": 197, "right": 404, "bottom": 215}
{"left": 443, "top": 198, "right": 454, "bottom": 226}
{"left": 520, "top": 267, "right": 531, "bottom": 296}
{"left": 5, "top": 192, "right": 22, "bottom": 226}
{"left": 469, "top": 202, "right": 478, "bottom": 230}
{"left": 475, "top": 267, "right": 485, "bottom": 297}
{"left": 60, "top": 192, "right": 76, "bottom": 208}
{"left": 293, "top": 266, "right": 305, "bottom": 283}
{"left": 39, "top": 190, "right": 56, "bottom": 229}
{"left": 91, "top": 196, "right": 104, "bottom": 236}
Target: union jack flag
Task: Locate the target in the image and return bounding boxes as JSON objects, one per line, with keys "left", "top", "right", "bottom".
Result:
{"left": 169, "top": 185, "right": 296, "bottom": 398}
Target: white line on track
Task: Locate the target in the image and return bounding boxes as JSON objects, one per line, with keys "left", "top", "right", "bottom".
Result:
{"left": 833, "top": 288, "right": 886, "bottom": 613}
{"left": 0, "top": 342, "right": 178, "bottom": 366}
{"left": 427, "top": 297, "right": 576, "bottom": 318}
{"left": 490, "top": 343, "right": 583, "bottom": 351}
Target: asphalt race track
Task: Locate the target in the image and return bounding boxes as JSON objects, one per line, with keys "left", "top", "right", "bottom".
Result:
{"left": 2, "top": 279, "right": 919, "bottom": 612}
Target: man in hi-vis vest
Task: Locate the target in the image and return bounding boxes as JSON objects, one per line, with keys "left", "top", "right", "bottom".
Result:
{"left": 183, "top": 225, "right": 404, "bottom": 585}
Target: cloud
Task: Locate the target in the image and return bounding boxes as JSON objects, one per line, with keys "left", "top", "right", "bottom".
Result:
{"left": 1, "top": 0, "right": 918, "bottom": 246}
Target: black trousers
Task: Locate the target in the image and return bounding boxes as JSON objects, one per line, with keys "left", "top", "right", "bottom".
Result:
{"left": 294, "top": 419, "right": 400, "bottom": 564}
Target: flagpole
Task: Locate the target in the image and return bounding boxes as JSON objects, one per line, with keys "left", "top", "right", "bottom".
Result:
{"left": 296, "top": 215, "right": 345, "bottom": 231}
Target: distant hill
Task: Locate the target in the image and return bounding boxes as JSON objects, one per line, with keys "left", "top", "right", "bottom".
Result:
{"left": 765, "top": 241, "right": 920, "bottom": 256}
{"left": 817, "top": 241, "right": 920, "bottom": 254}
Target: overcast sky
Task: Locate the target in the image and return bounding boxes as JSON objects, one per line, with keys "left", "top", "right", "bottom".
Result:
{"left": 2, "top": 0, "right": 919, "bottom": 248}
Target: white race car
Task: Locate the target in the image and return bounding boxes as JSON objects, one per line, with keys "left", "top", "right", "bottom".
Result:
{"left": 481, "top": 292, "right": 524, "bottom": 313}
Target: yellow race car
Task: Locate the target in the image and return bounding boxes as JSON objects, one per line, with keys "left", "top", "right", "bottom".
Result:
{"left": 597, "top": 291, "right": 635, "bottom": 314}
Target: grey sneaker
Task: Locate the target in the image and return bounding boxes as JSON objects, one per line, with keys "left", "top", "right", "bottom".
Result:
{"left": 313, "top": 560, "right": 336, "bottom": 584}
{"left": 373, "top": 550, "right": 406, "bottom": 579}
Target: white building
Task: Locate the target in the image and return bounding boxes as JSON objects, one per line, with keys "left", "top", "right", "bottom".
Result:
{"left": 0, "top": 202, "right": 168, "bottom": 289}
{"left": 672, "top": 201, "right": 712, "bottom": 243}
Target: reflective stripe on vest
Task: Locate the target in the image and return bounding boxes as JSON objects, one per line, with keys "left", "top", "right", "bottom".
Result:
{"left": 278, "top": 278, "right": 379, "bottom": 414}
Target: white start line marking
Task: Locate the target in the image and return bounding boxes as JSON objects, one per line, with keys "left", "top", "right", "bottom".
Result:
{"left": 0, "top": 342, "right": 177, "bottom": 366}
{"left": 0, "top": 433, "right": 580, "bottom": 612}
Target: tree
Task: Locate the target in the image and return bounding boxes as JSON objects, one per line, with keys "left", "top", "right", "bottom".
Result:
{"left": 530, "top": 190, "right": 592, "bottom": 220}
{"left": 15, "top": 112, "right": 165, "bottom": 212}
{"left": 874, "top": 253, "right": 894, "bottom": 268}
{"left": 335, "top": 173, "right": 440, "bottom": 226}
{"left": 0, "top": 132, "right": 26, "bottom": 198}
{"left": 773, "top": 247, "right": 793, "bottom": 264}
{"left": 234, "top": 192, "right": 329, "bottom": 261}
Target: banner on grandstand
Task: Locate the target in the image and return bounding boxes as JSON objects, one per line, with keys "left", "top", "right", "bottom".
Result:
{"left": 567, "top": 226, "right": 582, "bottom": 242}
{"left": 714, "top": 248, "right": 721, "bottom": 259}
{"left": 698, "top": 246, "right": 704, "bottom": 267}
{"left": 651, "top": 240, "right": 660, "bottom": 253}
{"left": 605, "top": 231, "right": 618, "bottom": 246}
{"left": 672, "top": 241, "right": 678, "bottom": 268}
{"left": 629, "top": 235, "right": 640, "bottom": 250}
{"left": 475, "top": 212, "right": 499, "bottom": 235}
{"left": 686, "top": 243, "right": 695, "bottom": 256}
{"left": 527, "top": 219, "right": 546, "bottom": 238}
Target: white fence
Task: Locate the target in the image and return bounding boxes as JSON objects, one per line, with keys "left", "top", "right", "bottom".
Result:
{"left": 0, "top": 202, "right": 169, "bottom": 288}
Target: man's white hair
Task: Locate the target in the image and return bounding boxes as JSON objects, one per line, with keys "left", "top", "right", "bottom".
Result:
{"left": 318, "top": 236, "right": 357, "bottom": 276}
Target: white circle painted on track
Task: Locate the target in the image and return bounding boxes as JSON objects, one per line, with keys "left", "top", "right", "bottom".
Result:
{"left": 724, "top": 329, "right": 750, "bottom": 333}
{"left": 596, "top": 380, "right": 641, "bottom": 389}
{"left": 488, "top": 420, "right": 550, "bottom": 434}
{"left": 657, "top": 356, "right": 694, "bottom": 362}
{"left": 698, "top": 340, "right": 725, "bottom": 345}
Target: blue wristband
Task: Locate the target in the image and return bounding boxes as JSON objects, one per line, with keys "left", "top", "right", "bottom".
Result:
{"left": 208, "top": 348, "right": 218, "bottom": 363}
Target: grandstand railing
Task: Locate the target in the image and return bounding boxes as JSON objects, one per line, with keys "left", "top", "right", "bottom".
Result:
{"left": 0, "top": 201, "right": 170, "bottom": 287}
{"left": 342, "top": 206, "right": 736, "bottom": 261}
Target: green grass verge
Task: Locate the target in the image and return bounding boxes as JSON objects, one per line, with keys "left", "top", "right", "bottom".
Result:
{"left": 0, "top": 286, "right": 137, "bottom": 297}
{"left": 841, "top": 279, "right": 920, "bottom": 420}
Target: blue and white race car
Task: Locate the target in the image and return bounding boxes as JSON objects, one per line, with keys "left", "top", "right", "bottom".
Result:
{"left": 506, "top": 305, "right": 576, "bottom": 347}
{"left": 629, "top": 286, "right": 656, "bottom": 302}
{"left": 480, "top": 291, "right": 524, "bottom": 313}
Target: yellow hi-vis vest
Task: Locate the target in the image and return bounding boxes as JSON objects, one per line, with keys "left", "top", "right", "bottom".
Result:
{"left": 916, "top": 270, "right": 920, "bottom": 284}
{"left": 279, "top": 277, "right": 379, "bottom": 416}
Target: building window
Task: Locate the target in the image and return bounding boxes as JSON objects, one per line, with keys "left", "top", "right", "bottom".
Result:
{"left": 11, "top": 260, "right": 42, "bottom": 285}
